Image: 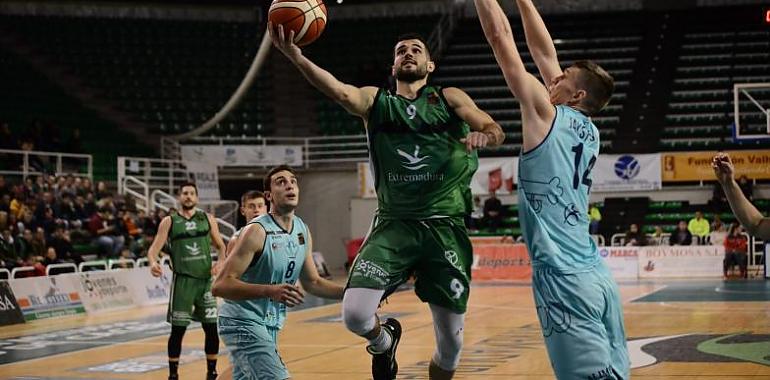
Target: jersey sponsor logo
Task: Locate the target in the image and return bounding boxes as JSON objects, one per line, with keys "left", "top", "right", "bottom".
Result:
{"left": 397, "top": 145, "right": 430, "bottom": 171}
{"left": 185, "top": 242, "right": 201, "bottom": 256}
{"left": 352, "top": 259, "right": 389, "bottom": 286}
{"left": 519, "top": 176, "right": 564, "bottom": 213}
{"left": 185, "top": 221, "right": 196, "bottom": 231}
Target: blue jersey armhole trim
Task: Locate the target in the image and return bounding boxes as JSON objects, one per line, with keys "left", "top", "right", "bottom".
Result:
{"left": 521, "top": 105, "right": 558, "bottom": 156}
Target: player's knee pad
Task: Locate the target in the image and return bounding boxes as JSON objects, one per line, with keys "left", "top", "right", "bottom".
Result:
{"left": 430, "top": 304, "right": 465, "bottom": 371}
{"left": 342, "top": 288, "right": 384, "bottom": 336}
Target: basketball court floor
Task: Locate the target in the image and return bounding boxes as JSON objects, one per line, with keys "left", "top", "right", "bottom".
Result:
{"left": 2, "top": 278, "right": 769, "bottom": 379}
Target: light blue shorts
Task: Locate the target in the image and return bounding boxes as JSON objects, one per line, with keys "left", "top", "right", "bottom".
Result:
{"left": 532, "top": 261, "right": 629, "bottom": 380}
{"left": 218, "top": 316, "right": 289, "bottom": 380}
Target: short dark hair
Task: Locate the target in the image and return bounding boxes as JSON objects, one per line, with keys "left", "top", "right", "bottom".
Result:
{"left": 241, "top": 190, "right": 265, "bottom": 204}
{"left": 572, "top": 60, "right": 614, "bottom": 116}
{"left": 263, "top": 165, "right": 297, "bottom": 192}
{"left": 395, "top": 33, "right": 431, "bottom": 59}
{"left": 178, "top": 182, "right": 198, "bottom": 195}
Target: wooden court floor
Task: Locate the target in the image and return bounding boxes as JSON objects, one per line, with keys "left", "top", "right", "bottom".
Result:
{"left": 2, "top": 279, "right": 770, "bottom": 379}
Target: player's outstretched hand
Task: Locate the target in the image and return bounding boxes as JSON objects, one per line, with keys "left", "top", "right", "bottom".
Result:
{"left": 712, "top": 152, "right": 735, "bottom": 184}
{"left": 460, "top": 131, "right": 490, "bottom": 152}
{"left": 150, "top": 262, "right": 162, "bottom": 278}
{"left": 268, "top": 22, "right": 301, "bottom": 60}
{"left": 267, "top": 283, "right": 305, "bottom": 307}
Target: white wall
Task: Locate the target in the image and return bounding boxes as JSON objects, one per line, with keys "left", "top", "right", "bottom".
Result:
{"left": 296, "top": 169, "right": 358, "bottom": 270}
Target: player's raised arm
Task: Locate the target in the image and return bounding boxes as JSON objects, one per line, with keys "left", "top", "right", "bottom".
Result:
{"left": 269, "top": 23, "right": 377, "bottom": 119}
{"left": 442, "top": 87, "right": 505, "bottom": 151}
{"left": 298, "top": 232, "right": 344, "bottom": 299}
{"left": 713, "top": 153, "right": 770, "bottom": 240}
{"left": 147, "top": 215, "right": 171, "bottom": 277}
{"left": 515, "top": 0, "right": 562, "bottom": 86}
{"left": 212, "top": 223, "right": 304, "bottom": 306}
{"left": 474, "top": 0, "right": 554, "bottom": 151}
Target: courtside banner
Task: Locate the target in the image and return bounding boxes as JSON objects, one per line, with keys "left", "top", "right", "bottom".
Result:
{"left": 637, "top": 245, "right": 724, "bottom": 278}
{"left": 181, "top": 145, "right": 303, "bottom": 167}
{"left": 598, "top": 247, "right": 639, "bottom": 279}
{"left": 0, "top": 281, "right": 25, "bottom": 326}
{"left": 77, "top": 270, "right": 137, "bottom": 313}
{"left": 593, "top": 154, "right": 661, "bottom": 192}
{"left": 471, "top": 243, "right": 531, "bottom": 280}
{"left": 130, "top": 267, "right": 172, "bottom": 306}
{"left": 662, "top": 150, "right": 770, "bottom": 181}
{"left": 470, "top": 157, "right": 518, "bottom": 195}
{"left": 9, "top": 274, "right": 85, "bottom": 321}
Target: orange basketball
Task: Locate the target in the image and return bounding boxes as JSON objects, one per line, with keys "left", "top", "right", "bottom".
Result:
{"left": 268, "top": 0, "right": 328, "bottom": 47}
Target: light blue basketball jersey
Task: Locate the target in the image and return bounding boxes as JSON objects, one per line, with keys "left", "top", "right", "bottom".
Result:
{"left": 518, "top": 105, "right": 600, "bottom": 273}
{"left": 218, "top": 214, "right": 309, "bottom": 329}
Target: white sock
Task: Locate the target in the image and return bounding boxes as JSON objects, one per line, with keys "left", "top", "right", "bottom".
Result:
{"left": 368, "top": 326, "right": 393, "bottom": 353}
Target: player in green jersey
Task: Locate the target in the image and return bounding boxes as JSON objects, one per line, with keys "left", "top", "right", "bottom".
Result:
{"left": 148, "top": 182, "right": 227, "bottom": 380}
{"left": 270, "top": 23, "right": 505, "bottom": 380}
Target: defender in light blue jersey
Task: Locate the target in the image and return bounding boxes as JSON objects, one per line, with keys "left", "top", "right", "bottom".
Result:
{"left": 476, "top": 1, "right": 629, "bottom": 379}
{"left": 212, "top": 166, "right": 344, "bottom": 380}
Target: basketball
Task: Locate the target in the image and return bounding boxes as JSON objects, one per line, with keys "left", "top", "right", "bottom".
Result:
{"left": 268, "top": 0, "right": 328, "bottom": 47}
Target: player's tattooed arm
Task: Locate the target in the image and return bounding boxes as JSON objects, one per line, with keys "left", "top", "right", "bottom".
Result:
{"left": 268, "top": 22, "right": 377, "bottom": 119}
{"left": 442, "top": 87, "right": 505, "bottom": 150}
{"left": 516, "top": 0, "right": 562, "bottom": 86}
{"left": 299, "top": 232, "right": 344, "bottom": 299}
{"left": 212, "top": 223, "right": 304, "bottom": 306}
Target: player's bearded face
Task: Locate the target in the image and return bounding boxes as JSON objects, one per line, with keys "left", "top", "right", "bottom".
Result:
{"left": 393, "top": 40, "right": 432, "bottom": 83}
{"left": 395, "top": 60, "right": 429, "bottom": 82}
{"left": 179, "top": 187, "right": 197, "bottom": 210}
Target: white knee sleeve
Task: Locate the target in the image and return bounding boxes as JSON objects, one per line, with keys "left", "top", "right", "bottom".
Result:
{"left": 342, "top": 288, "right": 384, "bottom": 336}
{"left": 430, "top": 304, "right": 465, "bottom": 371}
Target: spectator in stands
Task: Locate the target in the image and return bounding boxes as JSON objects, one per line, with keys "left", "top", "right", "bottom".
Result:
{"left": 670, "top": 220, "right": 692, "bottom": 246}
{"left": 89, "top": 207, "right": 124, "bottom": 258}
{"left": 713, "top": 153, "right": 770, "bottom": 241}
{"left": 78, "top": 178, "right": 93, "bottom": 197}
{"left": 649, "top": 226, "right": 666, "bottom": 246}
{"left": 483, "top": 191, "right": 503, "bottom": 231}
{"left": 737, "top": 175, "right": 753, "bottom": 202}
{"left": 709, "top": 216, "right": 727, "bottom": 246}
{"left": 688, "top": 211, "right": 710, "bottom": 245}
{"left": 68, "top": 219, "right": 91, "bottom": 246}
{"left": 589, "top": 203, "right": 602, "bottom": 234}
{"left": 624, "top": 223, "right": 646, "bottom": 246}
{"left": 31, "top": 227, "right": 47, "bottom": 257}
{"left": 96, "top": 181, "right": 112, "bottom": 200}
{"left": 43, "top": 246, "right": 62, "bottom": 267}
{"left": 18, "top": 138, "right": 48, "bottom": 174}
{"left": 0, "top": 229, "right": 21, "bottom": 269}
{"left": 467, "top": 195, "right": 484, "bottom": 230}
{"left": 0, "top": 122, "right": 14, "bottom": 150}
{"left": 0, "top": 195, "right": 9, "bottom": 214}
{"left": 49, "top": 225, "right": 81, "bottom": 264}
{"left": 711, "top": 181, "right": 727, "bottom": 212}
{"left": 723, "top": 224, "right": 748, "bottom": 278}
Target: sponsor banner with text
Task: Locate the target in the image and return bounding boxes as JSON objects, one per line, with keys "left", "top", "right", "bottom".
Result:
{"left": 593, "top": 154, "right": 662, "bottom": 192}
{"left": 662, "top": 150, "right": 770, "bottom": 181}
{"left": 77, "top": 270, "right": 137, "bottom": 313}
{"left": 598, "top": 247, "right": 639, "bottom": 279}
{"left": 130, "top": 267, "right": 172, "bottom": 306}
{"left": 185, "top": 161, "right": 221, "bottom": 200}
{"left": 0, "top": 281, "right": 25, "bottom": 326}
{"left": 638, "top": 245, "right": 724, "bottom": 278}
{"left": 181, "top": 145, "right": 303, "bottom": 167}
{"left": 471, "top": 243, "right": 531, "bottom": 280}
{"left": 9, "top": 274, "right": 85, "bottom": 321}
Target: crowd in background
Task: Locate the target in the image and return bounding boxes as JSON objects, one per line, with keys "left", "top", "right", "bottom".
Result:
{"left": 0, "top": 174, "right": 164, "bottom": 276}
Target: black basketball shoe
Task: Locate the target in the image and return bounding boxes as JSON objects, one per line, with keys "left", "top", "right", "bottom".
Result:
{"left": 366, "top": 318, "right": 402, "bottom": 380}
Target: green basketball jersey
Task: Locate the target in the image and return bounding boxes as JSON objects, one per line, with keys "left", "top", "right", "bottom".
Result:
{"left": 168, "top": 210, "right": 212, "bottom": 279}
{"left": 367, "top": 85, "right": 479, "bottom": 219}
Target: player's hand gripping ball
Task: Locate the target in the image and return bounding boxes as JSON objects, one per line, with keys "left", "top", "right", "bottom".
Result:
{"left": 268, "top": 0, "right": 328, "bottom": 47}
